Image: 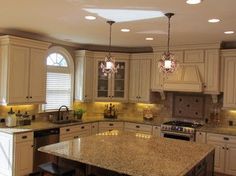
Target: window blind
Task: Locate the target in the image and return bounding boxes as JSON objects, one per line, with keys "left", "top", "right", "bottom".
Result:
{"left": 45, "top": 72, "right": 72, "bottom": 110}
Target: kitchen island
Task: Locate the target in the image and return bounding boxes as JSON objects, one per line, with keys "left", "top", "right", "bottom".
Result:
{"left": 39, "top": 130, "right": 215, "bottom": 176}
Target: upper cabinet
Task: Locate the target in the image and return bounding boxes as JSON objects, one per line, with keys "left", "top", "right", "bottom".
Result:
{"left": 129, "top": 54, "right": 151, "bottom": 103}
{"left": 222, "top": 49, "right": 236, "bottom": 109}
{"left": 93, "top": 52, "right": 129, "bottom": 102}
{"left": 0, "top": 35, "right": 51, "bottom": 105}
{"left": 151, "top": 44, "right": 220, "bottom": 95}
{"left": 74, "top": 50, "right": 94, "bottom": 102}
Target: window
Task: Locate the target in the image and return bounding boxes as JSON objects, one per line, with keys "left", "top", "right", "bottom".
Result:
{"left": 44, "top": 47, "right": 74, "bottom": 111}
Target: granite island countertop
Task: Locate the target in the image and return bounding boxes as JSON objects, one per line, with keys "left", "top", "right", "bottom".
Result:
{"left": 39, "top": 130, "right": 214, "bottom": 176}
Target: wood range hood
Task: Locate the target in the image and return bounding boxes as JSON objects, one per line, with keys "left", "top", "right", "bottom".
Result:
{"left": 163, "top": 64, "right": 203, "bottom": 92}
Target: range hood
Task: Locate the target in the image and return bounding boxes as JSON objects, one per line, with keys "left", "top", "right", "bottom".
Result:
{"left": 163, "top": 65, "right": 203, "bottom": 92}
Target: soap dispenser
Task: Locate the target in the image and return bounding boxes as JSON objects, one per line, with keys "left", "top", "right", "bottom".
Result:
{"left": 5, "top": 108, "right": 17, "bottom": 127}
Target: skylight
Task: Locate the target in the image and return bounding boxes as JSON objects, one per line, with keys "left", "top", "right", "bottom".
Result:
{"left": 83, "top": 8, "right": 164, "bottom": 22}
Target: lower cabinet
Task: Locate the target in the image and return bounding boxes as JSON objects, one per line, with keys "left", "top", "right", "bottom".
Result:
{"left": 152, "top": 126, "right": 161, "bottom": 137}
{"left": 0, "top": 132, "right": 34, "bottom": 176}
{"left": 124, "top": 122, "right": 152, "bottom": 134}
{"left": 207, "top": 133, "right": 236, "bottom": 175}
{"left": 60, "top": 124, "right": 91, "bottom": 142}
{"left": 195, "top": 131, "right": 206, "bottom": 143}
{"left": 98, "top": 122, "right": 124, "bottom": 133}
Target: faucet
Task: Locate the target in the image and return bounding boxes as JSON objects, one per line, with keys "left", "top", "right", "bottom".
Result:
{"left": 58, "top": 105, "right": 69, "bottom": 121}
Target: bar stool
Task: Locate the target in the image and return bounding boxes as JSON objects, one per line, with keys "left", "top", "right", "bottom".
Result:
{"left": 38, "top": 162, "right": 76, "bottom": 176}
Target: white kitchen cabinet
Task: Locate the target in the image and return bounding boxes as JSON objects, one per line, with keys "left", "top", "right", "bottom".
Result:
{"left": 204, "top": 49, "right": 220, "bottom": 94}
{"left": 222, "top": 50, "right": 236, "bottom": 109}
{"left": 0, "top": 131, "right": 34, "bottom": 176}
{"left": 75, "top": 50, "right": 94, "bottom": 102}
{"left": 60, "top": 124, "right": 91, "bottom": 142}
{"left": 152, "top": 126, "right": 161, "bottom": 137}
{"left": 94, "top": 53, "right": 129, "bottom": 102}
{"left": 207, "top": 133, "right": 236, "bottom": 175}
{"left": 195, "top": 131, "right": 206, "bottom": 143}
{"left": 0, "top": 35, "right": 51, "bottom": 105}
{"left": 91, "top": 122, "right": 99, "bottom": 135}
{"left": 98, "top": 121, "right": 124, "bottom": 133}
{"left": 124, "top": 122, "right": 152, "bottom": 134}
{"left": 129, "top": 54, "right": 151, "bottom": 103}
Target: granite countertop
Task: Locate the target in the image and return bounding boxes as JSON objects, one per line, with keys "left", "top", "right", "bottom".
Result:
{"left": 0, "top": 115, "right": 168, "bottom": 134}
{"left": 39, "top": 130, "right": 214, "bottom": 176}
{"left": 198, "top": 124, "right": 236, "bottom": 136}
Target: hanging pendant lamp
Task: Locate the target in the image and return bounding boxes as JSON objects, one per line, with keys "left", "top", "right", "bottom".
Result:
{"left": 101, "top": 20, "right": 119, "bottom": 77}
{"left": 158, "top": 13, "right": 178, "bottom": 74}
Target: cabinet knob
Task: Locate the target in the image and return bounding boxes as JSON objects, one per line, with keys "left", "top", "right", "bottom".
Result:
{"left": 66, "top": 129, "right": 70, "bottom": 132}
{"left": 85, "top": 95, "right": 87, "bottom": 98}
{"left": 224, "top": 137, "right": 229, "bottom": 141}
{"left": 26, "top": 96, "right": 29, "bottom": 99}
{"left": 136, "top": 125, "right": 140, "bottom": 128}
{"left": 30, "top": 96, "right": 32, "bottom": 99}
{"left": 109, "top": 123, "right": 114, "bottom": 126}
{"left": 223, "top": 147, "right": 225, "bottom": 150}
{"left": 81, "top": 126, "right": 84, "bottom": 129}
{"left": 136, "top": 96, "right": 138, "bottom": 99}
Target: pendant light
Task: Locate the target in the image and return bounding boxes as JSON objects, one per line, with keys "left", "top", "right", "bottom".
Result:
{"left": 158, "top": 13, "right": 178, "bottom": 74}
{"left": 101, "top": 20, "right": 119, "bottom": 77}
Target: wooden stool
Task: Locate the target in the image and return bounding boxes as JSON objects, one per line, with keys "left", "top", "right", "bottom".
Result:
{"left": 38, "top": 162, "right": 76, "bottom": 176}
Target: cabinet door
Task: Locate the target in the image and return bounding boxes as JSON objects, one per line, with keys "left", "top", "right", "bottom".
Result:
{"left": 8, "top": 45, "right": 30, "bottom": 103}
{"left": 207, "top": 140, "right": 225, "bottom": 173}
{"left": 139, "top": 59, "right": 151, "bottom": 102}
{"left": 129, "top": 59, "right": 140, "bottom": 102}
{"left": 152, "top": 126, "right": 161, "bottom": 137}
{"left": 225, "top": 143, "right": 236, "bottom": 175}
{"left": 151, "top": 53, "right": 164, "bottom": 91}
{"left": 223, "top": 57, "right": 236, "bottom": 108}
{"left": 91, "top": 122, "right": 99, "bottom": 135}
{"left": 84, "top": 57, "right": 94, "bottom": 101}
{"left": 196, "top": 132, "right": 206, "bottom": 143}
{"left": 28, "top": 48, "right": 47, "bottom": 103}
{"left": 0, "top": 133, "right": 13, "bottom": 176}
{"left": 94, "top": 59, "right": 111, "bottom": 100}
{"left": 204, "top": 50, "right": 220, "bottom": 94}
{"left": 111, "top": 60, "right": 128, "bottom": 101}
{"left": 15, "top": 141, "right": 33, "bottom": 176}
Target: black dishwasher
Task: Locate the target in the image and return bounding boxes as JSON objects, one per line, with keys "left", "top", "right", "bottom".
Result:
{"left": 33, "top": 128, "right": 59, "bottom": 171}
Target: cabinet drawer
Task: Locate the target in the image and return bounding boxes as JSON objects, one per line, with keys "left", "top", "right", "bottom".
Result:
{"left": 15, "top": 132, "right": 33, "bottom": 143}
{"left": 207, "top": 133, "right": 236, "bottom": 144}
{"left": 124, "top": 122, "right": 152, "bottom": 133}
{"left": 60, "top": 125, "right": 79, "bottom": 135}
{"left": 77, "top": 124, "right": 91, "bottom": 132}
{"left": 99, "top": 121, "right": 124, "bottom": 128}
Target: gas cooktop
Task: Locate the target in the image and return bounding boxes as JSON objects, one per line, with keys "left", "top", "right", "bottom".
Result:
{"left": 162, "top": 120, "right": 202, "bottom": 128}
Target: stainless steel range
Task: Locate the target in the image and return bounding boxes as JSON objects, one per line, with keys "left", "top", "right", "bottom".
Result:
{"left": 161, "top": 120, "right": 202, "bottom": 141}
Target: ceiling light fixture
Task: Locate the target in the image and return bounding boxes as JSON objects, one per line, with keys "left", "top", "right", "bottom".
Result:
{"left": 121, "top": 28, "right": 130, "bottom": 32}
{"left": 100, "top": 21, "right": 119, "bottom": 77}
{"left": 145, "top": 37, "right": 154, "bottom": 41}
{"left": 85, "top": 16, "right": 96, "bottom": 20}
{"left": 208, "top": 19, "right": 220, "bottom": 23}
{"left": 224, "top": 31, "right": 235, "bottom": 34}
{"left": 158, "top": 13, "right": 178, "bottom": 74}
{"left": 186, "top": 0, "right": 202, "bottom": 5}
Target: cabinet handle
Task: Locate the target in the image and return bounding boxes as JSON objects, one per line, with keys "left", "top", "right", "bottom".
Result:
{"left": 81, "top": 126, "right": 84, "bottom": 129}
{"left": 224, "top": 137, "right": 229, "bottom": 141}
{"left": 74, "top": 136, "right": 79, "bottom": 139}
{"left": 227, "top": 148, "right": 229, "bottom": 150}
{"left": 66, "top": 129, "right": 70, "bottom": 132}
{"left": 31, "top": 145, "right": 35, "bottom": 148}
{"left": 109, "top": 123, "right": 114, "bottom": 126}
{"left": 222, "top": 147, "right": 225, "bottom": 150}
{"left": 22, "top": 136, "right": 27, "bottom": 139}
{"left": 136, "top": 125, "right": 140, "bottom": 128}
{"left": 85, "top": 95, "right": 87, "bottom": 98}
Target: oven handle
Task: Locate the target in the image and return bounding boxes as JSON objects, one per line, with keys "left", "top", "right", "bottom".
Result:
{"left": 161, "top": 131, "right": 194, "bottom": 138}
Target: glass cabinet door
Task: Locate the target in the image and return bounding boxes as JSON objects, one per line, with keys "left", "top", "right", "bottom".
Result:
{"left": 113, "top": 61, "right": 125, "bottom": 98}
{"left": 97, "top": 61, "right": 109, "bottom": 98}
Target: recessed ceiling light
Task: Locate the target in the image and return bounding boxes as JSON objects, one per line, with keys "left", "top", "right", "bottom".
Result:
{"left": 224, "top": 31, "right": 235, "bottom": 34}
{"left": 145, "top": 37, "right": 154, "bottom": 41}
{"left": 208, "top": 19, "right": 220, "bottom": 23}
{"left": 121, "top": 28, "right": 130, "bottom": 32}
{"left": 186, "top": 0, "right": 202, "bottom": 5}
{"left": 85, "top": 16, "right": 96, "bottom": 20}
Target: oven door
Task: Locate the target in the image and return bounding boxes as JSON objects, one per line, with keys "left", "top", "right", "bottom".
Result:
{"left": 161, "top": 131, "right": 195, "bottom": 141}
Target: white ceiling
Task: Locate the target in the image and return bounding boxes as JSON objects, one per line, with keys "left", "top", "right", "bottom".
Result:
{"left": 0, "top": 0, "right": 236, "bottom": 47}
